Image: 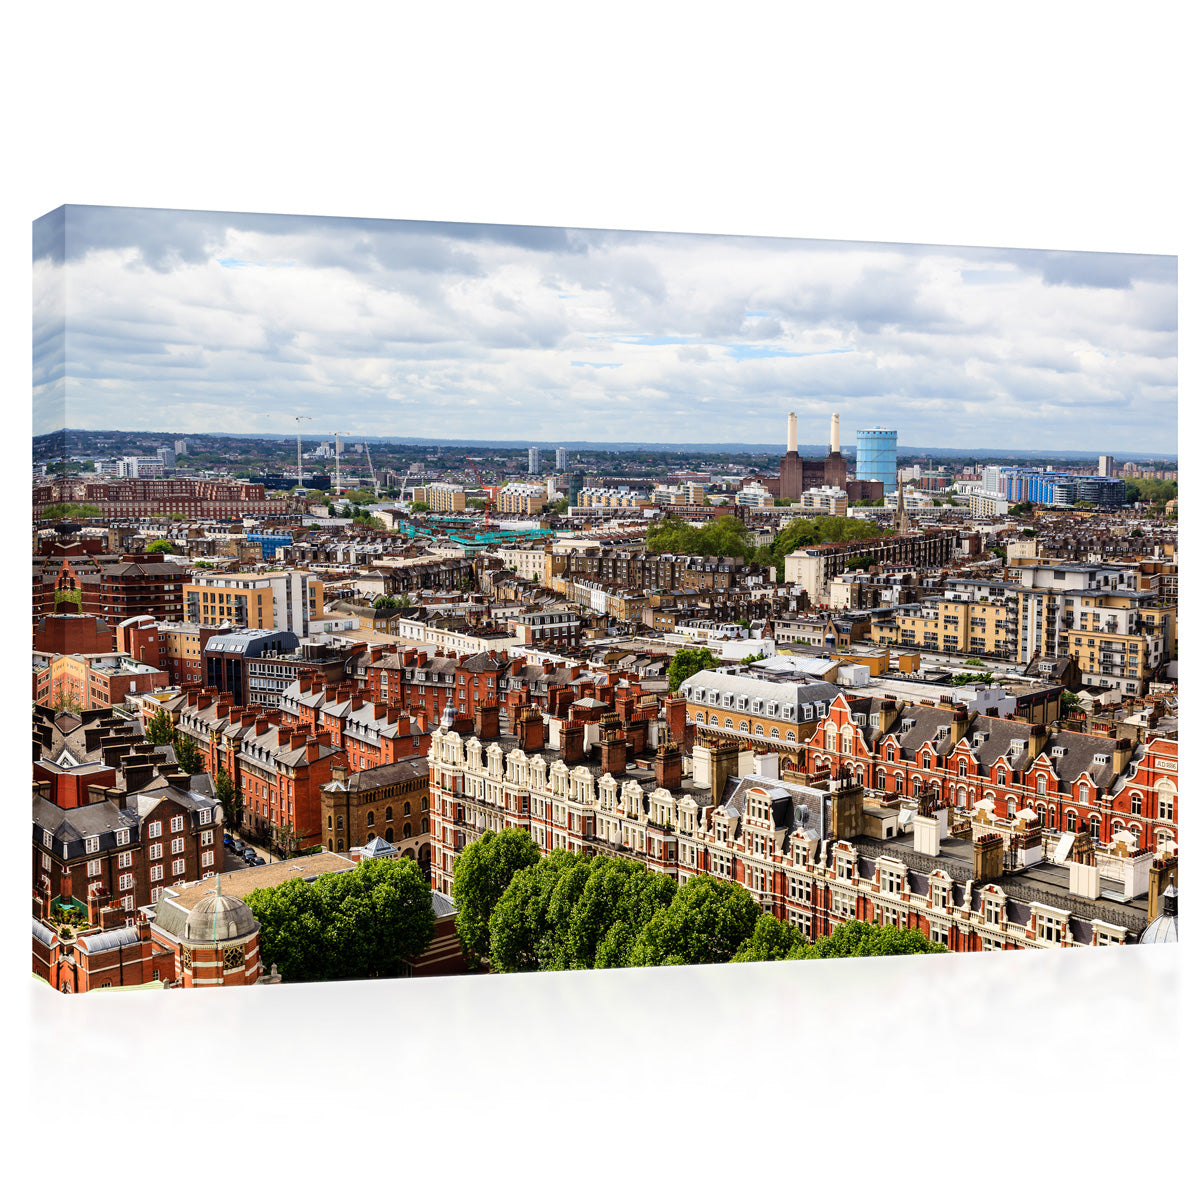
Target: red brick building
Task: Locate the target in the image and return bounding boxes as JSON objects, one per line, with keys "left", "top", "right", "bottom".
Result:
{"left": 33, "top": 475, "right": 280, "bottom": 520}
{"left": 34, "top": 613, "right": 115, "bottom": 656}
{"left": 173, "top": 690, "right": 347, "bottom": 849}
{"left": 798, "top": 692, "right": 1178, "bottom": 851}
{"left": 34, "top": 554, "right": 188, "bottom": 622}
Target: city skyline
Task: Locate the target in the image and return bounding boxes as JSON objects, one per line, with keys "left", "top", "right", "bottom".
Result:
{"left": 34, "top": 206, "right": 1177, "bottom": 453}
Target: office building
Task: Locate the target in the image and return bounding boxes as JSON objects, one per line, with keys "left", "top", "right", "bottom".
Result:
{"left": 856, "top": 428, "right": 898, "bottom": 494}
{"left": 1099, "top": 454, "right": 1116, "bottom": 477}
{"left": 528, "top": 446, "right": 541, "bottom": 474}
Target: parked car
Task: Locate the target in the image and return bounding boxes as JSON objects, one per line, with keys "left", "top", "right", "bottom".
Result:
{"left": 223, "top": 833, "right": 232, "bottom": 848}
{"left": 250, "top": 854, "right": 266, "bottom": 867}
{"left": 242, "top": 847, "right": 258, "bottom": 864}
{"left": 230, "top": 839, "right": 245, "bottom": 856}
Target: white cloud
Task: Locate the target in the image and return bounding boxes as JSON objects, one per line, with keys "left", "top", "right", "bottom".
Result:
{"left": 32, "top": 207, "right": 1177, "bottom": 452}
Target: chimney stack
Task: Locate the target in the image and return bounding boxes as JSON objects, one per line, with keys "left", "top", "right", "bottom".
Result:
{"left": 787, "top": 411, "right": 798, "bottom": 454}
{"left": 561, "top": 721, "right": 585, "bottom": 765}
{"left": 655, "top": 741, "right": 682, "bottom": 791}
{"left": 516, "top": 707, "right": 545, "bottom": 753}
{"left": 474, "top": 703, "right": 500, "bottom": 740}
{"left": 973, "top": 832, "right": 1005, "bottom": 883}
{"left": 830, "top": 412, "right": 840, "bottom": 454}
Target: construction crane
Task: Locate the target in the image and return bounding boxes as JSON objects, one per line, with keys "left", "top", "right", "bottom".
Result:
{"left": 364, "top": 442, "right": 378, "bottom": 494}
{"left": 464, "top": 455, "right": 493, "bottom": 529}
{"left": 329, "top": 431, "right": 347, "bottom": 495}
{"left": 293, "top": 416, "right": 313, "bottom": 490}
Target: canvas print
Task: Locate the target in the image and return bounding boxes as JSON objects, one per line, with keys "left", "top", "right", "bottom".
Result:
{"left": 31, "top": 206, "right": 1179, "bottom": 993}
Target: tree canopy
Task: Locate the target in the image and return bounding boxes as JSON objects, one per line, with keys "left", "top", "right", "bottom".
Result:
{"left": 373, "top": 594, "right": 402, "bottom": 610}
{"left": 145, "top": 538, "right": 177, "bottom": 554}
{"left": 41, "top": 502, "right": 103, "bottom": 521}
{"left": 245, "top": 856, "right": 435, "bottom": 983}
{"left": 172, "top": 732, "right": 203, "bottom": 775}
{"left": 667, "top": 646, "right": 722, "bottom": 691}
{"left": 731, "top": 913, "right": 809, "bottom": 962}
{"left": 452, "top": 828, "right": 542, "bottom": 965}
{"left": 1125, "top": 477, "right": 1177, "bottom": 506}
{"left": 789, "top": 920, "right": 946, "bottom": 958}
{"left": 628, "top": 876, "right": 762, "bottom": 967}
{"left": 143, "top": 708, "right": 174, "bottom": 746}
{"left": 488, "top": 853, "right": 677, "bottom": 972}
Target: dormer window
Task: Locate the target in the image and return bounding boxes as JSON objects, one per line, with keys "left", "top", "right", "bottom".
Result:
{"left": 1051, "top": 746, "right": 1067, "bottom": 759}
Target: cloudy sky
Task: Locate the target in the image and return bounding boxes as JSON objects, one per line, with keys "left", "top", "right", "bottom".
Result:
{"left": 33, "top": 205, "right": 1177, "bottom": 453}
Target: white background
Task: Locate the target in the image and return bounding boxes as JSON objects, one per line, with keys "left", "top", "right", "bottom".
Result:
{"left": 4, "top": 3, "right": 1192, "bottom": 1195}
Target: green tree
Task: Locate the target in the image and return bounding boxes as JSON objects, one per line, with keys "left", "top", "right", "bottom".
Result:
{"left": 466, "top": 497, "right": 486, "bottom": 509}
{"left": 846, "top": 553, "right": 877, "bottom": 571}
{"left": 740, "top": 650, "right": 767, "bottom": 665}
{"left": 144, "top": 708, "right": 175, "bottom": 746}
{"left": 992, "top": 547, "right": 1007, "bottom": 561}
{"left": 410, "top": 501, "right": 430, "bottom": 512}
{"left": 628, "top": 876, "right": 762, "bottom": 968}
{"left": 354, "top": 514, "right": 385, "bottom": 530}
{"left": 41, "top": 502, "right": 103, "bottom": 521}
{"left": 488, "top": 850, "right": 587, "bottom": 972}
{"left": 246, "top": 856, "right": 434, "bottom": 983}
{"left": 145, "top": 538, "right": 177, "bottom": 554}
{"left": 373, "top": 594, "right": 402, "bottom": 610}
{"left": 215, "top": 767, "right": 243, "bottom": 830}
{"left": 732, "top": 913, "right": 808, "bottom": 962}
{"left": 345, "top": 488, "right": 376, "bottom": 505}
{"left": 667, "top": 646, "right": 722, "bottom": 691}
{"left": 173, "top": 732, "right": 203, "bottom": 775}
{"left": 452, "top": 828, "right": 541, "bottom": 965}
{"left": 788, "top": 920, "right": 946, "bottom": 958}
{"left": 963, "top": 657, "right": 984, "bottom": 666}
{"left": 1061, "top": 691, "right": 1083, "bottom": 715}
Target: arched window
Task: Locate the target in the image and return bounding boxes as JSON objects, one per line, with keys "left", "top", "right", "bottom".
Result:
{"left": 725, "top": 718, "right": 733, "bottom": 729}
{"left": 1036, "top": 803, "right": 1046, "bottom": 826}
{"left": 786, "top": 731, "right": 796, "bottom": 742}
{"left": 921, "top": 753, "right": 931, "bottom": 769}
{"left": 404, "top": 822, "right": 412, "bottom": 839}
{"left": 337, "top": 839, "right": 344, "bottom": 851}
{"left": 842, "top": 731, "right": 853, "bottom": 754}
{"left": 1078, "top": 782, "right": 1089, "bottom": 805}
{"left": 1066, "top": 811, "right": 1077, "bottom": 832}
{"left": 855, "top": 768, "right": 864, "bottom": 785}
{"left": 1045, "top": 808, "right": 1057, "bottom": 830}
{"left": 385, "top": 806, "right": 393, "bottom": 821}
{"left": 877, "top": 768, "right": 887, "bottom": 787}
{"left": 755, "top": 723, "right": 763, "bottom": 735}
{"left": 1036, "top": 776, "right": 1046, "bottom": 795}
{"left": 421, "top": 817, "right": 429, "bottom": 834}
{"left": 327, "top": 815, "right": 332, "bottom": 829}
{"left": 328, "top": 838, "right": 333, "bottom": 850}
{"left": 367, "top": 811, "right": 375, "bottom": 827}
{"left": 958, "top": 761, "right": 968, "bottom": 777}
{"left": 886, "top": 746, "right": 896, "bottom": 762}
{"left": 996, "top": 766, "right": 1006, "bottom": 785}
{"left": 826, "top": 727, "right": 836, "bottom": 750}
{"left": 740, "top": 721, "right": 749, "bottom": 732}
{"left": 404, "top": 801, "right": 411, "bottom": 816}
{"left": 385, "top": 827, "right": 394, "bottom": 842}
{"left": 1089, "top": 816, "right": 1100, "bottom": 840}
{"left": 1130, "top": 793, "right": 1143, "bottom": 815}
{"left": 957, "top": 786, "right": 968, "bottom": 806}
{"left": 336, "top": 815, "right": 343, "bottom": 829}
{"left": 770, "top": 727, "right": 779, "bottom": 738}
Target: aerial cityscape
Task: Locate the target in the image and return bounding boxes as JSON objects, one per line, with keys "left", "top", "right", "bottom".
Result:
{"left": 32, "top": 207, "right": 1179, "bottom": 992}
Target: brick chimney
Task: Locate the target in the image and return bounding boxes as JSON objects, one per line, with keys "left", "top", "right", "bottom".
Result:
{"left": 973, "top": 832, "right": 1004, "bottom": 883}
{"left": 561, "top": 721, "right": 585, "bottom": 765}
{"left": 1027, "top": 723, "right": 1049, "bottom": 762}
{"left": 950, "top": 705, "right": 970, "bottom": 745}
{"left": 655, "top": 741, "right": 682, "bottom": 790}
{"left": 475, "top": 703, "right": 500, "bottom": 740}
{"left": 615, "top": 690, "right": 636, "bottom": 724}
{"left": 370, "top": 646, "right": 384, "bottom": 663}
{"left": 627, "top": 714, "right": 651, "bottom": 757}
{"left": 664, "top": 694, "right": 688, "bottom": 744}
{"left": 1112, "top": 736, "right": 1133, "bottom": 776}
{"left": 255, "top": 717, "right": 270, "bottom": 736}
{"left": 517, "top": 707, "right": 546, "bottom": 753}
{"left": 876, "top": 699, "right": 900, "bottom": 737}
{"left": 304, "top": 737, "right": 320, "bottom": 763}
{"left": 599, "top": 720, "right": 628, "bottom": 777}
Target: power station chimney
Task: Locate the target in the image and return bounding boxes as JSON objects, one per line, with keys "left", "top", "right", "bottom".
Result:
{"left": 830, "top": 412, "right": 840, "bottom": 454}
{"left": 787, "top": 411, "right": 798, "bottom": 454}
